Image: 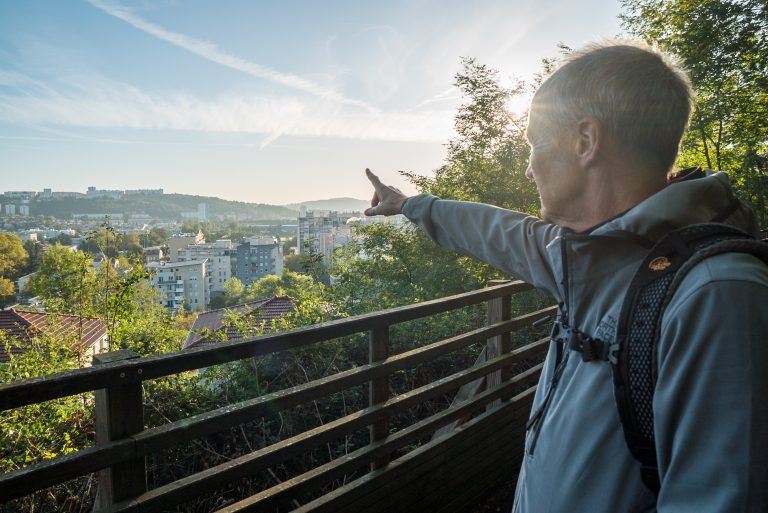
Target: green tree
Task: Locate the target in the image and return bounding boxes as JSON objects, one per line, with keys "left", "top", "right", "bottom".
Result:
{"left": 243, "top": 271, "right": 322, "bottom": 301}
{"left": 223, "top": 276, "right": 245, "bottom": 305}
{"left": 27, "top": 244, "right": 95, "bottom": 315}
{"left": 0, "top": 277, "right": 14, "bottom": 307}
{"left": 0, "top": 232, "right": 28, "bottom": 279}
{"left": 147, "top": 227, "right": 169, "bottom": 246}
{"left": 621, "top": 0, "right": 768, "bottom": 225}
{"left": 21, "top": 240, "right": 43, "bottom": 275}
{"left": 402, "top": 57, "right": 539, "bottom": 214}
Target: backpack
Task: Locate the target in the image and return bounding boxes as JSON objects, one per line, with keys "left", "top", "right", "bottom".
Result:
{"left": 566, "top": 222, "right": 768, "bottom": 495}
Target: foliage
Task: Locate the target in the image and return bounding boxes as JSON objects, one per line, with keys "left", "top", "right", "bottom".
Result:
{"left": 0, "top": 232, "right": 28, "bottom": 279}
{"left": 331, "top": 223, "right": 487, "bottom": 315}
{"left": 27, "top": 244, "right": 95, "bottom": 315}
{"left": 621, "top": 0, "right": 768, "bottom": 225}
{"left": 0, "top": 330, "right": 94, "bottom": 511}
{"left": 0, "top": 278, "right": 14, "bottom": 308}
{"left": 402, "top": 57, "right": 539, "bottom": 214}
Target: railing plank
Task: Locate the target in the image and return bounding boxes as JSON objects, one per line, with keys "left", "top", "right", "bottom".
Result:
{"left": 0, "top": 309, "right": 554, "bottom": 500}
{"left": 0, "top": 281, "right": 535, "bottom": 411}
{"left": 92, "top": 351, "right": 146, "bottom": 509}
{"left": 105, "top": 343, "right": 547, "bottom": 513}
{"left": 368, "top": 326, "right": 390, "bottom": 469}
{"left": 214, "top": 371, "right": 541, "bottom": 512}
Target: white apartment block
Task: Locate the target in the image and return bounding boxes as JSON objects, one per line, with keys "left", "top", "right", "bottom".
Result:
{"left": 147, "top": 259, "right": 209, "bottom": 312}
{"left": 178, "top": 239, "right": 234, "bottom": 295}
{"left": 297, "top": 210, "right": 363, "bottom": 262}
{"left": 86, "top": 187, "right": 122, "bottom": 199}
{"left": 3, "top": 191, "right": 36, "bottom": 199}
{"left": 4, "top": 204, "right": 15, "bottom": 215}
{"left": 18, "top": 205, "right": 29, "bottom": 216}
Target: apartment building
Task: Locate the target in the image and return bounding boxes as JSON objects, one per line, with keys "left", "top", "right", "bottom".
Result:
{"left": 296, "top": 209, "right": 365, "bottom": 262}
{"left": 167, "top": 231, "right": 205, "bottom": 261}
{"left": 178, "top": 239, "right": 234, "bottom": 295}
{"left": 233, "top": 236, "right": 283, "bottom": 285}
{"left": 147, "top": 259, "right": 209, "bottom": 312}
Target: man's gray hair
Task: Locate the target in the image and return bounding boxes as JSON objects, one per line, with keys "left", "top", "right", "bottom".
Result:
{"left": 532, "top": 40, "right": 694, "bottom": 174}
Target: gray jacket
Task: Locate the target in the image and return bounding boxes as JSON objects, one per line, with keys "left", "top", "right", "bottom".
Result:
{"left": 401, "top": 171, "right": 768, "bottom": 513}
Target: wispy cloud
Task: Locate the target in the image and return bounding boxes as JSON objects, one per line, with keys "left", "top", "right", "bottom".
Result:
{"left": 0, "top": 71, "right": 454, "bottom": 143}
{"left": 413, "top": 87, "right": 461, "bottom": 109}
{"left": 84, "top": 0, "right": 375, "bottom": 111}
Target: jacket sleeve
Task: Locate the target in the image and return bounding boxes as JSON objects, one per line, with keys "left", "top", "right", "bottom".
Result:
{"left": 401, "top": 194, "right": 562, "bottom": 299}
{"left": 654, "top": 277, "right": 768, "bottom": 513}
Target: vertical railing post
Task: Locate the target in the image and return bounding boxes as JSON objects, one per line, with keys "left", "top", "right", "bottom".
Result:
{"left": 486, "top": 280, "right": 512, "bottom": 410}
{"left": 93, "top": 350, "right": 146, "bottom": 511}
{"left": 368, "top": 326, "right": 390, "bottom": 470}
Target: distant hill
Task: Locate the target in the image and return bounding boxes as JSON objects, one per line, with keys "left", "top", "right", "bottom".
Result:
{"left": 284, "top": 197, "right": 369, "bottom": 213}
{"left": 17, "top": 193, "right": 298, "bottom": 221}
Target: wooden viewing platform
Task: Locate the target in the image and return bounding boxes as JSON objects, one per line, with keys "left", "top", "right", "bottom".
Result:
{"left": 0, "top": 280, "right": 555, "bottom": 512}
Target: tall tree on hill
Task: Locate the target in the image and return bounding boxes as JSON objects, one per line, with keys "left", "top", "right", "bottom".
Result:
{"left": 621, "top": 0, "right": 768, "bottom": 225}
{"left": 402, "top": 57, "right": 539, "bottom": 214}
{"left": 334, "top": 57, "right": 542, "bottom": 313}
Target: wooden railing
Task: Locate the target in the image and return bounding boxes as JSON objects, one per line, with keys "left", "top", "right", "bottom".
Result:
{"left": 0, "top": 281, "right": 555, "bottom": 512}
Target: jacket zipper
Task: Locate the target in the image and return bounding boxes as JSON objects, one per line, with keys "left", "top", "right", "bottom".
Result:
{"left": 526, "top": 234, "right": 571, "bottom": 456}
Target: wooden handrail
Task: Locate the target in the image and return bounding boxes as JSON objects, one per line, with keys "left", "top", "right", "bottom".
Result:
{"left": 217, "top": 368, "right": 542, "bottom": 513}
{"left": 109, "top": 341, "right": 549, "bottom": 513}
{"left": 0, "top": 281, "right": 533, "bottom": 411}
{"left": 0, "top": 280, "right": 550, "bottom": 511}
{"left": 0, "top": 308, "right": 554, "bottom": 500}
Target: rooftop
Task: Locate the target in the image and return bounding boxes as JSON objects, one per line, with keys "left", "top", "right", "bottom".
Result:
{"left": 184, "top": 297, "right": 294, "bottom": 349}
{"left": 0, "top": 308, "right": 107, "bottom": 363}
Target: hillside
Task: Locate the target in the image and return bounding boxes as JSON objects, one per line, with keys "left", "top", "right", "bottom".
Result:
{"left": 284, "top": 197, "right": 369, "bottom": 212}
{"left": 16, "top": 194, "right": 298, "bottom": 221}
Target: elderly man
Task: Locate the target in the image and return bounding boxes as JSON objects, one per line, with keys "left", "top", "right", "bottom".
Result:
{"left": 365, "top": 41, "right": 768, "bottom": 512}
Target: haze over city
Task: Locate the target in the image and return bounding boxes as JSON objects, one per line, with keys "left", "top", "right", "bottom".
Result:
{"left": 1, "top": 0, "right": 620, "bottom": 204}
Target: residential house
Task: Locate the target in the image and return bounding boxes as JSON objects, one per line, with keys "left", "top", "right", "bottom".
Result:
{"left": 0, "top": 308, "right": 108, "bottom": 364}
{"left": 183, "top": 297, "right": 294, "bottom": 350}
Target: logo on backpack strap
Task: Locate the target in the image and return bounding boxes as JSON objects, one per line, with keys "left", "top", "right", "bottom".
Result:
{"left": 648, "top": 256, "right": 671, "bottom": 271}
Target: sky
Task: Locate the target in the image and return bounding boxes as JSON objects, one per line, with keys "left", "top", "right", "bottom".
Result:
{"left": 0, "top": 0, "right": 623, "bottom": 204}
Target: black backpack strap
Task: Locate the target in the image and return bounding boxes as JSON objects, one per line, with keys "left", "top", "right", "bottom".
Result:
{"left": 612, "top": 223, "right": 768, "bottom": 496}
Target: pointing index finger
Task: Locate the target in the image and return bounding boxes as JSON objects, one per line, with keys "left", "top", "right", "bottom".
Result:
{"left": 365, "top": 168, "right": 384, "bottom": 190}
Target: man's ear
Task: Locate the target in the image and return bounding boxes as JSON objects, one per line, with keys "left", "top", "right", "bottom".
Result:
{"left": 574, "top": 116, "right": 601, "bottom": 167}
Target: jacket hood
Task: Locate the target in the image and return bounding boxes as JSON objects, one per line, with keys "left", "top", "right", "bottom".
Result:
{"left": 592, "top": 170, "right": 759, "bottom": 241}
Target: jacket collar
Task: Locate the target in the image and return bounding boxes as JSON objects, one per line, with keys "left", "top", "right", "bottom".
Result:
{"left": 588, "top": 170, "right": 759, "bottom": 242}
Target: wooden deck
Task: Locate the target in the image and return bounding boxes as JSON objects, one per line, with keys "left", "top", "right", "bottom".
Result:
{"left": 0, "top": 280, "right": 554, "bottom": 512}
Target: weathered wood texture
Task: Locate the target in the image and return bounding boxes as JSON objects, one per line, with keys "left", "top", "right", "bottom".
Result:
{"left": 92, "top": 350, "right": 146, "bottom": 510}
{"left": 289, "top": 387, "right": 536, "bottom": 513}
{"left": 368, "top": 326, "right": 390, "bottom": 469}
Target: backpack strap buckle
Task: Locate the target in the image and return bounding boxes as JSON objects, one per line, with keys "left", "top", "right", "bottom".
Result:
{"left": 567, "top": 329, "right": 611, "bottom": 362}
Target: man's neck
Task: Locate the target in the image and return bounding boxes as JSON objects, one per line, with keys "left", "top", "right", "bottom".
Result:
{"left": 547, "top": 169, "right": 668, "bottom": 232}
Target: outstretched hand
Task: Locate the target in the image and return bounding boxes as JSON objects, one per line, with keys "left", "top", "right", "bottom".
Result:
{"left": 364, "top": 168, "right": 409, "bottom": 216}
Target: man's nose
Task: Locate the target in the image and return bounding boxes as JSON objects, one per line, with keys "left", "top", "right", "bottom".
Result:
{"left": 525, "top": 164, "right": 534, "bottom": 180}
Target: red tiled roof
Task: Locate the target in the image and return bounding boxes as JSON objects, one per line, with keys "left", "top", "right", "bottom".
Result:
{"left": 184, "top": 297, "right": 294, "bottom": 349}
{"left": 0, "top": 308, "right": 107, "bottom": 363}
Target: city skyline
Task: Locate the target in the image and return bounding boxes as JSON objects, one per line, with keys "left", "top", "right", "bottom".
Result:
{"left": 1, "top": 0, "right": 622, "bottom": 204}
